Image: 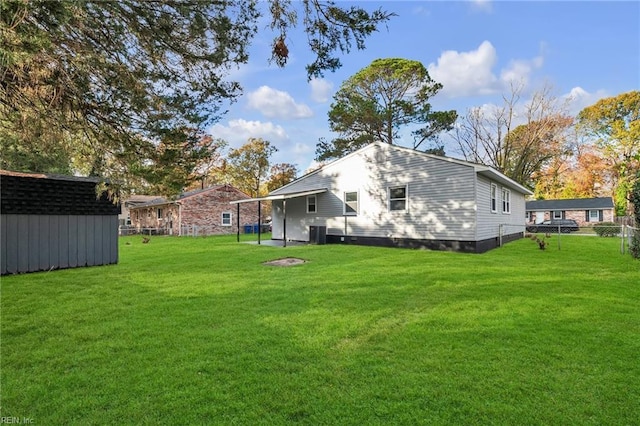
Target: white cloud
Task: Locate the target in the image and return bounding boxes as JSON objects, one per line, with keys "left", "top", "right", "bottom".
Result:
{"left": 428, "top": 40, "right": 499, "bottom": 97}
{"left": 562, "top": 86, "right": 609, "bottom": 116}
{"left": 428, "top": 41, "right": 544, "bottom": 98}
{"left": 309, "top": 78, "right": 334, "bottom": 103}
{"left": 500, "top": 55, "right": 544, "bottom": 88}
{"left": 470, "top": 0, "right": 492, "bottom": 13}
{"left": 208, "top": 119, "right": 289, "bottom": 148}
{"left": 247, "top": 86, "right": 313, "bottom": 119}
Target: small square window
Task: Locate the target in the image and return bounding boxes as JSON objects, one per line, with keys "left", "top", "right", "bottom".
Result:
{"left": 389, "top": 185, "right": 407, "bottom": 211}
{"left": 222, "top": 212, "right": 232, "bottom": 226}
{"left": 553, "top": 211, "right": 563, "bottom": 219}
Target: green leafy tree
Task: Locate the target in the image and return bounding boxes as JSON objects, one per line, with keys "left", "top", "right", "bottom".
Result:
{"left": 316, "top": 58, "right": 457, "bottom": 161}
{"left": 227, "top": 138, "right": 277, "bottom": 197}
{"left": 629, "top": 172, "right": 640, "bottom": 258}
{"left": 0, "top": 0, "right": 393, "bottom": 193}
{"left": 577, "top": 91, "right": 640, "bottom": 215}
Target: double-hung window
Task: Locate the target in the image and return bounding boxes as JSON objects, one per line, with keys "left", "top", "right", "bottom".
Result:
{"left": 221, "top": 212, "right": 232, "bottom": 226}
{"left": 553, "top": 211, "right": 563, "bottom": 219}
{"left": 501, "top": 188, "right": 511, "bottom": 214}
{"left": 344, "top": 191, "right": 358, "bottom": 215}
{"left": 389, "top": 185, "right": 408, "bottom": 211}
{"left": 589, "top": 210, "right": 600, "bottom": 222}
{"left": 307, "top": 195, "right": 317, "bottom": 213}
{"left": 157, "top": 208, "right": 163, "bottom": 219}
{"left": 490, "top": 184, "right": 498, "bottom": 213}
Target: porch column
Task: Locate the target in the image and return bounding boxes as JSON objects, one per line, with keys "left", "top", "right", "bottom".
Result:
{"left": 283, "top": 199, "right": 287, "bottom": 248}
{"left": 236, "top": 203, "right": 240, "bottom": 243}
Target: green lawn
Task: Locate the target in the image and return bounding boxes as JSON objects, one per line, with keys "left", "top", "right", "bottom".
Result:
{"left": 1, "top": 235, "right": 638, "bottom": 425}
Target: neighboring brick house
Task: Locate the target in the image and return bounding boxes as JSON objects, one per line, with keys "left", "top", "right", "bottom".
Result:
{"left": 129, "top": 185, "right": 260, "bottom": 235}
{"left": 525, "top": 197, "right": 615, "bottom": 226}
{"left": 119, "top": 195, "right": 158, "bottom": 227}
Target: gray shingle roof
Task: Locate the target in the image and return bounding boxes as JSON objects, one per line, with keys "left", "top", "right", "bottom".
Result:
{"left": 526, "top": 197, "right": 614, "bottom": 211}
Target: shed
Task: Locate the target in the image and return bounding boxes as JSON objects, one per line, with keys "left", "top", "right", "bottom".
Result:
{"left": 1, "top": 170, "right": 120, "bottom": 275}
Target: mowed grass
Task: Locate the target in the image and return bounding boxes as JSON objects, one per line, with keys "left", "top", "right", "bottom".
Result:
{"left": 1, "top": 235, "right": 638, "bottom": 424}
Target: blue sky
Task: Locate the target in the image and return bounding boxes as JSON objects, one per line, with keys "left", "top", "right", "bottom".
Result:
{"left": 208, "top": 1, "right": 640, "bottom": 174}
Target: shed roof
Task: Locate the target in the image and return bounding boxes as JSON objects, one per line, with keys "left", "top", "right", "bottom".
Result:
{"left": 0, "top": 169, "right": 119, "bottom": 215}
{"left": 526, "top": 197, "right": 614, "bottom": 211}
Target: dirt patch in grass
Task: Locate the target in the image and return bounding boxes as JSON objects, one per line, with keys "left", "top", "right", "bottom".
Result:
{"left": 262, "top": 257, "right": 306, "bottom": 267}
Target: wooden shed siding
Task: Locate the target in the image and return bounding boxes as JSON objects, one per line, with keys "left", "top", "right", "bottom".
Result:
{"left": 1, "top": 214, "right": 118, "bottom": 275}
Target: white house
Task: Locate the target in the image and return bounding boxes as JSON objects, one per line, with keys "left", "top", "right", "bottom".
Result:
{"left": 236, "top": 142, "right": 533, "bottom": 253}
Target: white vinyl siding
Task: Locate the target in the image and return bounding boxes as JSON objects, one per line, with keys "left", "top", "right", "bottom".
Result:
{"left": 270, "top": 143, "right": 528, "bottom": 243}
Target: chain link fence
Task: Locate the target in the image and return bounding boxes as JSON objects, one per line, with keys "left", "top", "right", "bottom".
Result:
{"left": 500, "top": 221, "right": 638, "bottom": 255}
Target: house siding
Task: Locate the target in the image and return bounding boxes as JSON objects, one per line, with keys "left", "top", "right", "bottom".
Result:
{"left": 475, "top": 176, "right": 527, "bottom": 241}
{"left": 272, "top": 144, "right": 480, "bottom": 242}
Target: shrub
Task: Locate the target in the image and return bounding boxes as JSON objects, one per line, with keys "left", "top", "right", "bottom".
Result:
{"left": 593, "top": 222, "right": 621, "bottom": 237}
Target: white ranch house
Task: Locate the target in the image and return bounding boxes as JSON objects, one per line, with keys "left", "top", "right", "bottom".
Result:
{"left": 235, "top": 142, "right": 533, "bottom": 253}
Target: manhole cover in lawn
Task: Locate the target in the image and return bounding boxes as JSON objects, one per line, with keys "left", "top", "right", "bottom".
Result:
{"left": 263, "top": 257, "right": 306, "bottom": 267}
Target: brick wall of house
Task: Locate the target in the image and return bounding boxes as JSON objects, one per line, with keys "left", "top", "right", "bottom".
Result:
{"left": 533, "top": 209, "right": 615, "bottom": 226}
{"left": 129, "top": 185, "right": 261, "bottom": 235}
{"left": 180, "top": 185, "right": 259, "bottom": 235}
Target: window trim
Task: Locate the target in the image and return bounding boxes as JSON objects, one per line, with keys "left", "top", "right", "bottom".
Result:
{"left": 388, "top": 185, "right": 408, "bottom": 212}
{"left": 307, "top": 195, "right": 317, "bottom": 214}
{"left": 490, "top": 183, "right": 498, "bottom": 213}
{"left": 343, "top": 191, "right": 358, "bottom": 216}
{"left": 553, "top": 210, "right": 563, "bottom": 220}
{"left": 588, "top": 209, "right": 600, "bottom": 222}
{"left": 221, "top": 211, "right": 232, "bottom": 226}
{"left": 501, "top": 188, "right": 511, "bottom": 214}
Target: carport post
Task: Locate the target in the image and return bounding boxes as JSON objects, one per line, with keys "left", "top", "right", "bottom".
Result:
{"left": 236, "top": 203, "right": 240, "bottom": 243}
{"left": 283, "top": 199, "right": 287, "bottom": 247}
{"left": 258, "top": 200, "right": 261, "bottom": 245}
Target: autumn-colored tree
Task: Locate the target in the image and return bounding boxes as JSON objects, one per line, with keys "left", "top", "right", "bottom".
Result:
{"left": 455, "top": 82, "right": 572, "bottom": 188}
{"left": 267, "top": 163, "right": 298, "bottom": 192}
{"left": 578, "top": 91, "right": 640, "bottom": 214}
{"left": 186, "top": 136, "right": 228, "bottom": 190}
{"left": 227, "top": 138, "right": 277, "bottom": 197}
